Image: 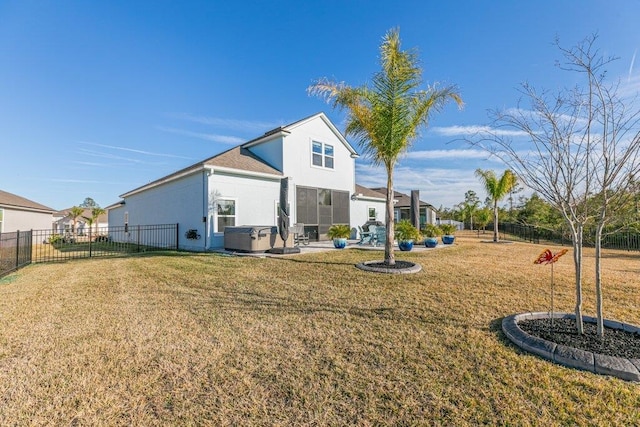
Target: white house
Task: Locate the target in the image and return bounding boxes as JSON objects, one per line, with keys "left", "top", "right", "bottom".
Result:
{"left": 53, "top": 207, "right": 109, "bottom": 235}
{"left": 0, "top": 190, "right": 55, "bottom": 233}
{"left": 108, "top": 113, "right": 391, "bottom": 251}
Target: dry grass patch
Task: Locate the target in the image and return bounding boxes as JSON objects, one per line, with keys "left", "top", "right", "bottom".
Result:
{"left": 1, "top": 234, "right": 640, "bottom": 425}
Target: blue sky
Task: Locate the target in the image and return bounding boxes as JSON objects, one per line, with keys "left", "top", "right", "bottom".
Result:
{"left": 2, "top": 1, "right": 640, "bottom": 211}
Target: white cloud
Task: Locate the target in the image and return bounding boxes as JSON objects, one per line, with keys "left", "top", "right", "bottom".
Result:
{"left": 404, "top": 148, "right": 497, "bottom": 161}
{"left": 165, "top": 113, "right": 283, "bottom": 133}
{"left": 156, "top": 127, "right": 245, "bottom": 145}
{"left": 431, "top": 125, "right": 531, "bottom": 137}
{"left": 78, "top": 141, "right": 192, "bottom": 159}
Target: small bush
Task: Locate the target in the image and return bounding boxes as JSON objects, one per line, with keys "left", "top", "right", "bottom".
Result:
{"left": 327, "top": 224, "right": 351, "bottom": 239}
{"left": 395, "top": 220, "right": 421, "bottom": 241}
{"left": 439, "top": 223, "right": 457, "bottom": 235}
{"left": 422, "top": 224, "right": 442, "bottom": 237}
{"left": 48, "top": 234, "right": 62, "bottom": 244}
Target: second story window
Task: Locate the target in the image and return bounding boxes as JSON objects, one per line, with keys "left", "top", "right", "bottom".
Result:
{"left": 312, "top": 141, "right": 334, "bottom": 169}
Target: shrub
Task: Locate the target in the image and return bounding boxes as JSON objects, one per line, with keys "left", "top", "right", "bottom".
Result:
{"left": 48, "top": 234, "right": 62, "bottom": 245}
{"left": 395, "top": 220, "right": 421, "bottom": 242}
{"left": 439, "top": 223, "right": 457, "bottom": 235}
{"left": 422, "top": 224, "right": 442, "bottom": 238}
{"left": 327, "top": 224, "right": 351, "bottom": 239}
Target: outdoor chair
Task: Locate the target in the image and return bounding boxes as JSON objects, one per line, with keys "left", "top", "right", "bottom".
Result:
{"left": 293, "top": 223, "right": 310, "bottom": 246}
{"left": 372, "top": 226, "right": 387, "bottom": 247}
{"left": 358, "top": 225, "right": 373, "bottom": 245}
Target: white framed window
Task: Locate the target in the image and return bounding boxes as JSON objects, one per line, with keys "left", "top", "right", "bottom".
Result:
{"left": 215, "top": 198, "right": 236, "bottom": 232}
{"left": 368, "top": 207, "right": 377, "bottom": 222}
{"left": 0, "top": 208, "right": 3, "bottom": 232}
{"left": 311, "top": 141, "right": 334, "bottom": 169}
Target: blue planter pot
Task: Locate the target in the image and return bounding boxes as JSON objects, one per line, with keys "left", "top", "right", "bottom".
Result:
{"left": 442, "top": 235, "right": 455, "bottom": 245}
{"left": 398, "top": 240, "right": 414, "bottom": 251}
{"left": 424, "top": 237, "right": 438, "bottom": 248}
{"left": 333, "top": 238, "right": 347, "bottom": 249}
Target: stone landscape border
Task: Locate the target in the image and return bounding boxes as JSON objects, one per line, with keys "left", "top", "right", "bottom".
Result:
{"left": 502, "top": 312, "right": 640, "bottom": 382}
{"left": 355, "top": 260, "right": 422, "bottom": 274}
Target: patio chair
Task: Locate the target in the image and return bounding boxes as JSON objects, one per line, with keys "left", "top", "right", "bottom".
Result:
{"left": 372, "top": 226, "right": 387, "bottom": 247}
{"left": 358, "top": 225, "right": 373, "bottom": 245}
{"left": 293, "top": 223, "right": 310, "bottom": 246}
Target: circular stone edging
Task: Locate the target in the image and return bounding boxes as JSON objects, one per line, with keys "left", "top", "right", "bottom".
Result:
{"left": 355, "top": 260, "right": 422, "bottom": 274}
{"left": 502, "top": 312, "right": 640, "bottom": 382}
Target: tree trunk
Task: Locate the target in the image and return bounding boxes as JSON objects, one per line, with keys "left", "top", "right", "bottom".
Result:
{"left": 595, "top": 223, "right": 605, "bottom": 336}
{"left": 493, "top": 200, "right": 499, "bottom": 242}
{"left": 572, "top": 224, "right": 584, "bottom": 334}
{"left": 384, "top": 165, "right": 395, "bottom": 266}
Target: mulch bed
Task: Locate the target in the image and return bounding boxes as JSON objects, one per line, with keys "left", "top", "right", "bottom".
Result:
{"left": 519, "top": 318, "right": 640, "bottom": 359}
{"left": 363, "top": 260, "right": 416, "bottom": 270}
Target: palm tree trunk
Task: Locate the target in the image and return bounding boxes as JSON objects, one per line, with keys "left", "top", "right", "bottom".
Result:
{"left": 384, "top": 165, "right": 395, "bottom": 266}
{"left": 493, "top": 200, "right": 499, "bottom": 242}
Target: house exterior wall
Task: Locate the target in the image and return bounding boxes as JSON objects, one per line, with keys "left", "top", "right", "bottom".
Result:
{"left": 206, "top": 170, "right": 281, "bottom": 249}
{"left": 350, "top": 198, "right": 386, "bottom": 237}
{"left": 281, "top": 117, "right": 355, "bottom": 194}
{"left": 111, "top": 171, "right": 207, "bottom": 251}
{"left": 246, "top": 137, "right": 283, "bottom": 171}
{"left": 0, "top": 208, "right": 53, "bottom": 233}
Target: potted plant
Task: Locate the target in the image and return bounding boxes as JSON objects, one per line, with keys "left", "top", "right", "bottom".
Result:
{"left": 394, "top": 220, "right": 421, "bottom": 251}
{"left": 422, "top": 224, "right": 442, "bottom": 248}
{"left": 327, "top": 224, "right": 351, "bottom": 249}
{"left": 439, "top": 223, "right": 457, "bottom": 245}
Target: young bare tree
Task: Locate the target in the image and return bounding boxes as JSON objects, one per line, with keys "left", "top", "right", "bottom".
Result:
{"left": 472, "top": 35, "right": 640, "bottom": 335}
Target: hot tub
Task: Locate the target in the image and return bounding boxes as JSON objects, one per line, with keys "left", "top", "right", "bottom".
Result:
{"left": 223, "top": 226, "right": 294, "bottom": 252}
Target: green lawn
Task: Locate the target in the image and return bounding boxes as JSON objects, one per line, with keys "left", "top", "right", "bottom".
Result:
{"left": 1, "top": 233, "right": 639, "bottom": 425}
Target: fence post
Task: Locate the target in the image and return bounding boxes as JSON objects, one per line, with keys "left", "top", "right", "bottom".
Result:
{"left": 28, "top": 230, "right": 33, "bottom": 265}
{"left": 176, "top": 223, "right": 179, "bottom": 251}
{"left": 89, "top": 226, "right": 92, "bottom": 257}
{"left": 15, "top": 230, "right": 20, "bottom": 270}
{"left": 137, "top": 225, "right": 141, "bottom": 252}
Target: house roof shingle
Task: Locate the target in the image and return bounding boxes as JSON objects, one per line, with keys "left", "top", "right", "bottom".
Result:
{"left": 369, "top": 187, "right": 435, "bottom": 209}
{"left": 355, "top": 184, "right": 386, "bottom": 199}
{"left": 0, "top": 190, "right": 55, "bottom": 213}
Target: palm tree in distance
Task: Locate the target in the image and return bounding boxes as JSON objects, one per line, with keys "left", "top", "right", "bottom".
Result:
{"left": 475, "top": 169, "right": 516, "bottom": 242}
{"left": 68, "top": 206, "right": 85, "bottom": 240}
{"left": 309, "top": 28, "right": 463, "bottom": 265}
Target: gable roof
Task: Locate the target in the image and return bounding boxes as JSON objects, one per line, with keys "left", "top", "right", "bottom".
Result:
{"left": 120, "top": 112, "right": 350, "bottom": 198}
{"left": 369, "top": 187, "right": 436, "bottom": 209}
{"left": 354, "top": 184, "right": 386, "bottom": 200}
{"left": 0, "top": 190, "right": 55, "bottom": 213}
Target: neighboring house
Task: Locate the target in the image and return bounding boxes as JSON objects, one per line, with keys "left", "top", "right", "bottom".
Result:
{"left": 370, "top": 187, "right": 438, "bottom": 230}
{"left": 109, "top": 112, "right": 388, "bottom": 251}
{"left": 53, "top": 208, "right": 108, "bottom": 235}
{"left": 0, "top": 190, "right": 55, "bottom": 233}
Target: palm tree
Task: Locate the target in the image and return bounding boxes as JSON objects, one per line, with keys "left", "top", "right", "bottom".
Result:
{"left": 309, "top": 28, "right": 462, "bottom": 265}
{"left": 475, "top": 169, "right": 516, "bottom": 242}
{"left": 68, "top": 206, "right": 85, "bottom": 240}
{"left": 91, "top": 207, "right": 106, "bottom": 236}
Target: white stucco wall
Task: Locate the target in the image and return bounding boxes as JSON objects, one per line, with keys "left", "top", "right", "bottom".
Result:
{"left": 246, "top": 137, "right": 283, "bottom": 171}
{"left": 1, "top": 208, "right": 53, "bottom": 233}
{"left": 350, "top": 198, "right": 387, "bottom": 237}
{"left": 206, "top": 170, "right": 282, "bottom": 249}
{"left": 114, "top": 171, "right": 207, "bottom": 251}
{"left": 280, "top": 116, "right": 356, "bottom": 196}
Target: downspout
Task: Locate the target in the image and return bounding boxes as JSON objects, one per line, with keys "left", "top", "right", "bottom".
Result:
{"left": 203, "top": 171, "right": 207, "bottom": 250}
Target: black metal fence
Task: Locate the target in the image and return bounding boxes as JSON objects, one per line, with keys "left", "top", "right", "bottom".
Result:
{"left": 0, "top": 230, "right": 33, "bottom": 277}
{"left": 0, "top": 224, "right": 179, "bottom": 277}
{"left": 492, "top": 222, "right": 640, "bottom": 252}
